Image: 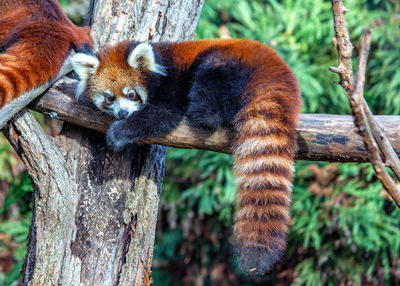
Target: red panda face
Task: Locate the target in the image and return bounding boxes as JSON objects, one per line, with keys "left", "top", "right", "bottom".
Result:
{"left": 71, "top": 42, "right": 166, "bottom": 119}
{"left": 89, "top": 63, "right": 148, "bottom": 119}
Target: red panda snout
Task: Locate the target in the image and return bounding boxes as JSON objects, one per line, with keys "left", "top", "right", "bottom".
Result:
{"left": 90, "top": 86, "right": 147, "bottom": 119}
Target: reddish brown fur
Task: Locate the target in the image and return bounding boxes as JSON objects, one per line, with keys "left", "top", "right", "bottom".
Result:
{"left": 0, "top": 0, "right": 92, "bottom": 107}
{"left": 90, "top": 42, "right": 149, "bottom": 100}
{"left": 232, "top": 43, "right": 300, "bottom": 272}
{"left": 155, "top": 39, "right": 301, "bottom": 272}
{"left": 81, "top": 39, "right": 301, "bottom": 274}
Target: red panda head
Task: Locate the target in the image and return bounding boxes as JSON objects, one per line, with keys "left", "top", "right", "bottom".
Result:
{"left": 71, "top": 42, "right": 166, "bottom": 119}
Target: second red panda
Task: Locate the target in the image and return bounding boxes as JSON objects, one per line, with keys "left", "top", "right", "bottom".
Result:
{"left": 71, "top": 39, "right": 301, "bottom": 275}
{"left": 0, "top": 0, "right": 93, "bottom": 108}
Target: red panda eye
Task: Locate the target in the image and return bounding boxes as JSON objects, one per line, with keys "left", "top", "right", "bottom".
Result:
{"left": 127, "top": 92, "right": 137, "bottom": 100}
{"left": 105, "top": 95, "right": 115, "bottom": 105}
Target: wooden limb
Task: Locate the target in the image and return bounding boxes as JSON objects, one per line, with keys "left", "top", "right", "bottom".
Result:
{"left": 364, "top": 102, "right": 400, "bottom": 181}
{"left": 330, "top": 0, "right": 400, "bottom": 206}
{"left": 329, "top": 0, "right": 354, "bottom": 94}
{"left": 354, "top": 29, "right": 400, "bottom": 204}
{"left": 2, "top": 110, "right": 79, "bottom": 285}
{"left": 29, "top": 78, "right": 400, "bottom": 162}
{"left": 358, "top": 32, "right": 400, "bottom": 180}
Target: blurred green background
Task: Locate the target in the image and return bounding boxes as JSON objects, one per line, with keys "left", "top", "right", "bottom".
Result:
{"left": 0, "top": 0, "right": 399, "bottom": 285}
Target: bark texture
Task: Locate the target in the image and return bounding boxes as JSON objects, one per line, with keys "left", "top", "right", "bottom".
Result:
{"left": 2, "top": 0, "right": 204, "bottom": 285}
{"left": 30, "top": 80, "right": 400, "bottom": 162}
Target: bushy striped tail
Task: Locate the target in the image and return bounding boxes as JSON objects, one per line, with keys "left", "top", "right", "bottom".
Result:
{"left": 0, "top": 22, "right": 92, "bottom": 108}
{"left": 0, "top": 54, "right": 33, "bottom": 106}
{"left": 0, "top": 45, "right": 66, "bottom": 107}
{"left": 233, "top": 85, "right": 300, "bottom": 276}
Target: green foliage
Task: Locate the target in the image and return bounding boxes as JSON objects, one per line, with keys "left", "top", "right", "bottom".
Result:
{"left": 59, "top": 0, "right": 89, "bottom": 25}
{"left": 157, "top": 157, "right": 400, "bottom": 284}
{"left": 0, "top": 148, "right": 32, "bottom": 285}
{"left": 164, "top": 149, "right": 235, "bottom": 225}
{"left": 1, "top": 173, "right": 33, "bottom": 216}
{"left": 0, "top": 214, "right": 31, "bottom": 286}
{"left": 0, "top": 144, "right": 15, "bottom": 183}
{"left": 0, "top": 127, "right": 33, "bottom": 285}
{"left": 367, "top": 1, "right": 400, "bottom": 114}
{"left": 290, "top": 162, "right": 400, "bottom": 285}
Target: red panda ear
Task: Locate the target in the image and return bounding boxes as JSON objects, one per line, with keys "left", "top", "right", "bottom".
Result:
{"left": 70, "top": 53, "right": 100, "bottom": 98}
{"left": 127, "top": 43, "right": 166, "bottom": 76}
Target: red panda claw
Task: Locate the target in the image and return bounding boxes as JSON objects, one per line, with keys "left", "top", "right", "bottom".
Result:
{"left": 106, "top": 124, "right": 128, "bottom": 151}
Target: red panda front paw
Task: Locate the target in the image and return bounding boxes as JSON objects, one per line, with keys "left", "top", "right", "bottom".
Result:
{"left": 106, "top": 121, "right": 132, "bottom": 151}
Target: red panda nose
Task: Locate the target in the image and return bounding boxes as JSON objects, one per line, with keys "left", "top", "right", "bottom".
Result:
{"left": 118, "top": 110, "right": 129, "bottom": 119}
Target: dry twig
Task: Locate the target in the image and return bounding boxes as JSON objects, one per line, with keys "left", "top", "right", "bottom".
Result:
{"left": 330, "top": 0, "right": 400, "bottom": 206}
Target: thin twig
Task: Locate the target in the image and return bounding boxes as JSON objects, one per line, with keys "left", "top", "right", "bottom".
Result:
{"left": 354, "top": 29, "right": 400, "bottom": 204}
{"left": 364, "top": 103, "right": 400, "bottom": 181}
{"left": 330, "top": 0, "right": 400, "bottom": 206}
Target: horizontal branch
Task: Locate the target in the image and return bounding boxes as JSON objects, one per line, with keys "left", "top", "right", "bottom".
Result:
{"left": 30, "top": 77, "right": 400, "bottom": 162}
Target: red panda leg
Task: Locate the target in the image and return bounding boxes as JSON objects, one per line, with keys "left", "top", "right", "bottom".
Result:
{"left": 186, "top": 53, "right": 251, "bottom": 130}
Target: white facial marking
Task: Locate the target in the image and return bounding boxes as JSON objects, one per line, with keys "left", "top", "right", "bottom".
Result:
{"left": 135, "top": 86, "right": 148, "bottom": 103}
{"left": 93, "top": 93, "right": 105, "bottom": 109}
{"left": 104, "top": 89, "right": 113, "bottom": 97}
{"left": 122, "top": 86, "right": 130, "bottom": 95}
{"left": 70, "top": 53, "right": 100, "bottom": 98}
{"left": 113, "top": 98, "right": 141, "bottom": 118}
{"left": 122, "top": 85, "right": 148, "bottom": 104}
{"left": 92, "top": 88, "right": 141, "bottom": 119}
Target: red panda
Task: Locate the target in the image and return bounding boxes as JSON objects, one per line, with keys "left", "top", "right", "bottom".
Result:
{"left": 71, "top": 39, "right": 301, "bottom": 275}
{"left": 0, "top": 0, "right": 93, "bottom": 108}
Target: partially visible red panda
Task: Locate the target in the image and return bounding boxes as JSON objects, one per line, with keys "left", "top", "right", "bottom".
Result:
{"left": 71, "top": 39, "right": 301, "bottom": 275}
{"left": 0, "top": 0, "right": 93, "bottom": 108}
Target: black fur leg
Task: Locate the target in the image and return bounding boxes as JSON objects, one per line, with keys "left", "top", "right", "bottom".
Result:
{"left": 186, "top": 51, "right": 252, "bottom": 129}
{"left": 105, "top": 103, "right": 184, "bottom": 151}
{"left": 186, "top": 63, "right": 224, "bottom": 130}
{"left": 186, "top": 100, "right": 223, "bottom": 130}
{"left": 106, "top": 121, "right": 132, "bottom": 151}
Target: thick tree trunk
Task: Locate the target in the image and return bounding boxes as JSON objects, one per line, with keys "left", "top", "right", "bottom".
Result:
{"left": 2, "top": 0, "right": 204, "bottom": 285}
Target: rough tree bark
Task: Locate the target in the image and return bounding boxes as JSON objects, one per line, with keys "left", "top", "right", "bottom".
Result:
{"left": 2, "top": 0, "right": 204, "bottom": 285}
{"left": 29, "top": 80, "right": 400, "bottom": 162}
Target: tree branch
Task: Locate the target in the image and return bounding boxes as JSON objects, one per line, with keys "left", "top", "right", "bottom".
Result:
{"left": 2, "top": 109, "right": 79, "bottom": 284}
{"left": 330, "top": 0, "right": 400, "bottom": 206}
{"left": 29, "top": 76, "right": 400, "bottom": 163}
